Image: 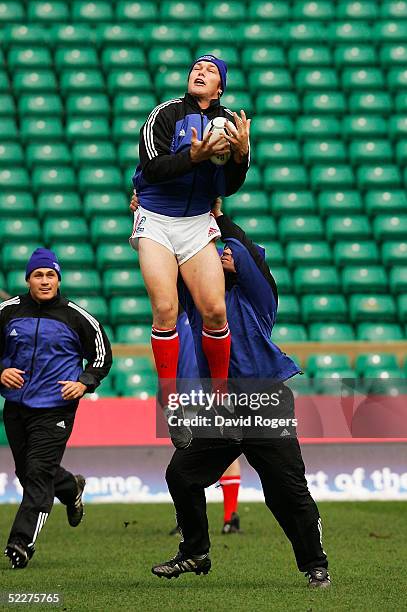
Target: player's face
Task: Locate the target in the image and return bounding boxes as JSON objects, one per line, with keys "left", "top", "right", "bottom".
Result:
{"left": 188, "top": 61, "right": 222, "bottom": 99}
{"left": 220, "top": 247, "right": 236, "bottom": 273}
{"left": 27, "top": 268, "right": 60, "bottom": 302}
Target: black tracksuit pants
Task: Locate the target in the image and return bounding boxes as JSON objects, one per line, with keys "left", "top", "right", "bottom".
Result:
{"left": 3, "top": 400, "right": 79, "bottom": 549}
{"left": 166, "top": 435, "right": 328, "bottom": 573}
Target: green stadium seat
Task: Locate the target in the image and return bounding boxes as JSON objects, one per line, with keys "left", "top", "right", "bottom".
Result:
{"left": 338, "top": 1, "right": 378, "bottom": 19}
{"left": 0, "top": 71, "right": 10, "bottom": 91}
{"left": 242, "top": 46, "right": 286, "bottom": 69}
{"left": 71, "top": 1, "right": 113, "bottom": 22}
{"left": 328, "top": 21, "right": 372, "bottom": 44}
{"left": 231, "top": 216, "right": 277, "bottom": 241}
{"left": 263, "top": 165, "right": 308, "bottom": 189}
{"left": 398, "top": 295, "right": 407, "bottom": 322}
{"left": 257, "top": 141, "right": 301, "bottom": 165}
{"left": 296, "top": 68, "right": 339, "bottom": 91}
{"left": 27, "top": 1, "right": 69, "bottom": 22}
{"left": 32, "top": 166, "right": 76, "bottom": 193}
{"left": 43, "top": 218, "right": 89, "bottom": 244}
{"left": 303, "top": 140, "right": 346, "bottom": 164}
{"left": 112, "top": 356, "right": 154, "bottom": 377}
{"left": 91, "top": 217, "right": 131, "bottom": 244}
{"left": 49, "top": 243, "right": 95, "bottom": 269}
{"left": 382, "top": 241, "right": 407, "bottom": 265}
{"left": 293, "top": 1, "right": 334, "bottom": 20}
{"left": 0, "top": 142, "right": 23, "bottom": 166}
{"left": 387, "top": 68, "right": 407, "bottom": 91}
{"left": 256, "top": 93, "right": 299, "bottom": 115}
{"left": 102, "top": 47, "right": 145, "bottom": 69}
{"left": 269, "top": 267, "right": 292, "bottom": 292}
{"left": 342, "top": 115, "right": 387, "bottom": 139}
{"left": 2, "top": 242, "right": 39, "bottom": 269}
{"left": 348, "top": 92, "right": 393, "bottom": 115}
{"left": 313, "top": 369, "right": 356, "bottom": 394}
{"left": 0, "top": 2, "right": 24, "bottom": 21}
{"left": 8, "top": 47, "right": 52, "bottom": 69}
{"left": 107, "top": 69, "right": 152, "bottom": 93}
{"left": 13, "top": 70, "right": 57, "bottom": 94}
{"left": 0, "top": 94, "right": 15, "bottom": 116}
{"left": 222, "top": 69, "right": 246, "bottom": 91}
{"left": 55, "top": 47, "right": 99, "bottom": 70}
{"left": 296, "top": 116, "right": 341, "bottom": 139}
{"left": 0, "top": 119, "right": 18, "bottom": 140}
{"left": 307, "top": 353, "right": 351, "bottom": 376}
{"left": 37, "top": 192, "right": 81, "bottom": 218}
{"left": 333, "top": 241, "right": 379, "bottom": 266}
{"left": 276, "top": 295, "right": 301, "bottom": 323}
{"left": 110, "top": 296, "right": 152, "bottom": 324}
{"left": 248, "top": 1, "right": 289, "bottom": 20}
{"left": 249, "top": 69, "right": 293, "bottom": 91}
{"left": 342, "top": 265, "right": 387, "bottom": 293}
{"left": 66, "top": 118, "right": 110, "bottom": 142}
{"left": 4, "top": 24, "right": 49, "bottom": 46}
{"left": 78, "top": 167, "right": 123, "bottom": 193}
{"left": 381, "top": 2, "right": 407, "bottom": 19}
{"left": 113, "top": 93, "right": 157, "bottom": 116}
{"left": 301, "top": 294, "right": 348, "bottom": 322}
{"left": 103, "top": 268, "right": 145, "bottom": 296}
{"left": 355, "top": 352, "right": 399, "bottom": 375}
{"left": 154, "top": 70, "right": 186, "bottom": 95}
{"left": 350, "top": 141, "right": 393, "bottom": 165}
{"left": 374, "top": 21, "right": 407, "bottom": 44}
{"left": 20, "top": 118, "right": 64, "bottom": 142}
{"left": 396, "top": 140, "right": 407, "bottom": 165}
{"left": 238, "top": 23, "right": 283, "bottom": 45}
{"left": 26, "top": 143, "right": 71, "bottom": 167}
{"left": 148, "top": 47, "right": 190, "bottom": 69}
{"left": 380, "top": 44, "right": 407, "bottom": 66}
{"left": 326, "top": 215, "right": 371, "bottom": 241}
{"left": 365, "top": 191, "right": 407, "bottom": 215}
{"left": 251, "top": 117, "right": 294, "bottom": 141}
{"left": 0, "top": 218, "right": 41, "bottom": 244}
{"left": 356, "top": 323, "right": 403, "bottom": 341}
{"left": 318, "top": 191, "right": 363, "bottom": 216}
{"left": 310, "top": 165, "right": 354, "bottom": 189}
{"left": 116, "top": 1, "right": 158, "bottom": 22}
{"left": 309, "top": 323, "right": 355, "bottom": 341}
{"left": 62, "top": 270, "right": 102, "bottom": 297}
{"left": 294, "top": 266, "right": 340, "bottom": 293}
{"left": 96, "top": 243, "right": 136, "bottom": 269}
{"left": 286, "top": 241, "right": 331, "bottom": 266}
{"left": 225, "top": 191, "right": 268, "bottom": 216}
{"left": 112, "top": 117, "right": 143, "bottom": 142}
{"left": 396, "top": 92, "right": 407, "bottom": 111}
{"left": 72, "top": 142, "right": 116, "bottom": 167}
{"left": 19, "top": 94, "right": 63, "bottom": 117}
{"left": 115, "top": 372, "right": 157, "bottom": 398}
{"left": 60, "top": 70, "right": 105, "bottom": 94}
{"left": 285, "top": 22, "right": 326, "bottom": 45}
{"left": 161, "top": 1, "right": 201, "bottom": 21}
{"left": 302, "top": 92, "right": 346, "bottom": 115}
{"left": 261, "top": 242, "right": 284, "bottom": 266}
{"left": 334, "top": 44, "right": 376, "bottom": 67}
{"left": 278, "top": 216, "right": 324, "bottom": 242}
{"left": 349, "top": 294, "right": 397, "bottom": 322}
{"left": 243, "top": 165, "right": 262, "bottom": 189}
{"left": 83, "top": 192, "right": 128, "bottom": 219}
{"left": 373, "top": 215, "right": 407, "bottom": 240}
{"left": 204, "top": 1, "right": 246, "bottom": 21}
{"left": 357, "top": 165, "right": 402, "bottom": 190}
{"left": 0, "top": 168, "right": 30, "bottom": 190}
{"left": 271, "top": 324, "right": 308, "bottom": 343}
{"left": 289, "top": 45, "right": 332, "bottom": 68}
{"left": 97, "top": 24, "right": 142, "bottom": 47}
{"left": 117, "top": 141, "right": 139, "bottom": 167}
{"left": 51, "top": 24, "right": 95, "bottom": 46}
{"left": 270, "top": 191, "right": 316, "bottom": 216}
{"left": 388, "top": 115, "right": 407, "bottom": 139}
{"left": 143, "top": 24, "right": 190, "bottom": 47}
{"left": 0, "top": 193, "right": 35, "bottom": 217}
{"left": 343, "top": 67, "right": 385, "bottom": 91}
{"left": 390, "top": 266, "right": 407, "bottom": 294}
{"left": 222, "top": 92, "right": 254, "bottom": 114}
{"left": 6, "top": 270, "right": 28, "bottom": 295}
{"left": 115, "top": 324, "right": 151, "bottom": 343}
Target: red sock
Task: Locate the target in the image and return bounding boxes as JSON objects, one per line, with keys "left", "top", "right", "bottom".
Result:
{"left": 151, "top": 326, "right": 179, "bottom": 406}
{"left": 202, "top": 323, "right": 231, "bottom": 393}
{"left": 220, "top": 475, "right": 240, "bottom": 522}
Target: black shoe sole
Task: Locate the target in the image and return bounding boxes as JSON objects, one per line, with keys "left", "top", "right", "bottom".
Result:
{"left": 152, "top": 567, "right": 211, "bottom": 579}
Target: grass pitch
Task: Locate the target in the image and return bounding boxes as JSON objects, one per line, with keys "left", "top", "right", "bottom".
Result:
{"left": 1, "top": 502, "right": 406, "bottom": 612}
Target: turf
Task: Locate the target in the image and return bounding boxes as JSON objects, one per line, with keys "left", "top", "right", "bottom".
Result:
{"left": 1, "top": 502, "right": 406, "bottom": 612}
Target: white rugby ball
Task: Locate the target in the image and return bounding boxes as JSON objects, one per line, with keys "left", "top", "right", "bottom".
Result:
{"left": 203, "top": 116, "right": 231, "bottom": 165}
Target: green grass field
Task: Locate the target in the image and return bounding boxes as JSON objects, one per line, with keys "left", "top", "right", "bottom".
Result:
{"left": 1, "top": 502, "right": 406, "bottom": 612}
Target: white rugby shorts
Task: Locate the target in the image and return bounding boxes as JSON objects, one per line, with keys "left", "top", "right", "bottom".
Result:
{"left": 129, "top": 207, "right": 221, "bottom": 265}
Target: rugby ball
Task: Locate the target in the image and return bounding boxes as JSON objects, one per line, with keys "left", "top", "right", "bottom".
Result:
{"left": 203, "top": 116, "right": 231, "bottom": 165}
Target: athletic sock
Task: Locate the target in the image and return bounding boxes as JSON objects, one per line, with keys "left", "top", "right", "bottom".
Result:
{"left": 202, "top": 322, "right": 231, "bottom": 394}
{"left": 151, "top": 326, "right": 179, "bottom": 407}
{"left": 220, "top": 474, "right": 240, "bottom": 523}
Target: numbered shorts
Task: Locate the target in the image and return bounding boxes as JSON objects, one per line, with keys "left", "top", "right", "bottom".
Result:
{"left": 129, "top": 207, "right": 221, "bottom": 265}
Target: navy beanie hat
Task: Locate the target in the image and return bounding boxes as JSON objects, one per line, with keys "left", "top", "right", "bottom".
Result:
{"left": 189, "top": 55, "right": 227, "bottom": 94}
{"left": 217, "top": 244, "right": 266, "bottom": 260}
{"left": 25, "top": 248, "right": 61, "bottom": 280}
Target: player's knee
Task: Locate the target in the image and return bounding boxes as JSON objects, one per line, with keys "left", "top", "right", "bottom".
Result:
{"left": 152, "top": 299, "right": 177, "bottom": 327}
{"left": 201, "top": 301, "right": 227, "bottom": 327}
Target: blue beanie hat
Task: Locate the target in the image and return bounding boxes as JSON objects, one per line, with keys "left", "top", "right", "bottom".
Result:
{"left": 218, "top": 244, "right": 266, "bottom": 259}
{"left": 189, "top": 55, "right": 227, "bottom": 95}
{"left": 25, "top": 248, "right": 61, "bottom": 280}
